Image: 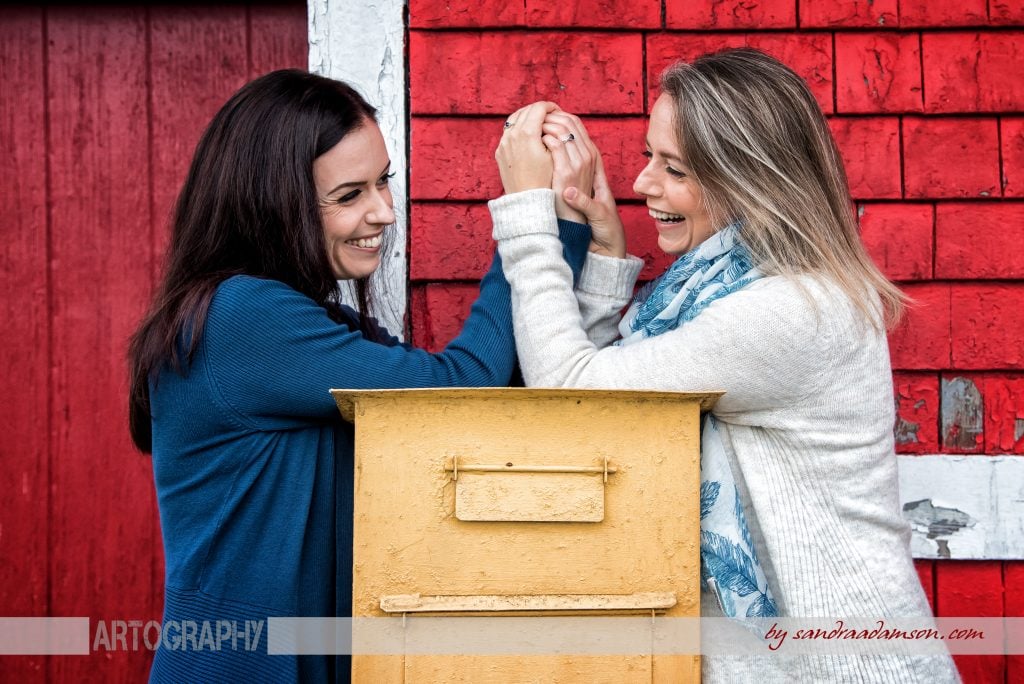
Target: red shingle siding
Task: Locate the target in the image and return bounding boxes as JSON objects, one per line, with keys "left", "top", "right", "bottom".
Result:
{"left": 408, "top": 9, "right": 1023, "bottom": 683}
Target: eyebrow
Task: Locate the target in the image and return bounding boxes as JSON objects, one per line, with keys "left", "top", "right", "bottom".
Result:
{"left": 325, "top": 161, "right": 392, "bottom": 196}
{"left": 645, "top": 138, "right": 686, "bottom": 166}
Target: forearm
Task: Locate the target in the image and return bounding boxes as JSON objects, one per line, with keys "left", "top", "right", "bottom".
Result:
{"left": 490, "top": 189, "right": 612, "bottom": 386}
{"left": 491, "top": 190, "right": 838, "bottom": 410}
{"left": 441, "top": 207, "right": 591, "bottom": 385}
{"left": 575, "top": 251, "right": 643, "bottom": 346}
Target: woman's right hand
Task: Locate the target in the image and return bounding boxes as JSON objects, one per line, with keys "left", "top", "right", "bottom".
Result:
{"left": 540, "top": 113, "right": 626, "bottom": 259}
{"left": 495, "top": 101, "right": 559, "bottom": 195}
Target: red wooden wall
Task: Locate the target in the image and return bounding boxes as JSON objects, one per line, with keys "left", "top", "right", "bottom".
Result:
{"left": 0, "top": 4, "right": 306, "bottom": 681}
{"left": 2, "top": 1, "right": 1023, "bottom": 682}
{"left": 405, "top": 2, "right": 1024, "bottom": 683}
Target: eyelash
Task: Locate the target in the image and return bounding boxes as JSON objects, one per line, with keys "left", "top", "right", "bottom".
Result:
{"left": 336, "top": 172, "right": 396, "bottom": 204}
{"left": 642, "top": 151, "right": 687, "bottom": 179}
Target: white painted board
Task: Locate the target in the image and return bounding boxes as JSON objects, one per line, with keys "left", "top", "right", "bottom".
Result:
{"left": 309, "top": 0, "right": 408, "bottom": 339}
{"left": 899, "top": 454, "right": 1024, "bottom": 559}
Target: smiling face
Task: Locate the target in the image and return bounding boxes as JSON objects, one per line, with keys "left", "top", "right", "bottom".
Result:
{"left": 632, "top": 93, "right": 716, "bottom": 257}
{"left": 313, "top": 120, "right": 396, "bottom": 280}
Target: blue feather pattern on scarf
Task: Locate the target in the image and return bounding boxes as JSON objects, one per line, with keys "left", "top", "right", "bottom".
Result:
{"left": 617, "top": 223, "right": 778, "bottom": 620}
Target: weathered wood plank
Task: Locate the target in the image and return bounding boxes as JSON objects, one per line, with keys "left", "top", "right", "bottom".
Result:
{"left": 248, "top": 1, "right": 307, "bottom": 78}
{"left": 309, "top": 0, "right": 408, "bottom": 337}
{"left": 899, "top": 455, "right": 1024, "bottom": 559}
{"left": 0, "top": 7, "right": 48, "bottom": 681}
{"left": 149, "top": 5, "right": 248, "bottom": 261}
{"left": 935, "top": 561, "right": 1005, "bottom": 683}
{"left": 46, "top": 7, "right": 155, "bottom": 681}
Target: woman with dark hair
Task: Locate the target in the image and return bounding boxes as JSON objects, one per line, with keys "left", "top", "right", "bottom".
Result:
{"left": 128, "top": 69, "right": 588, "bottom": 682}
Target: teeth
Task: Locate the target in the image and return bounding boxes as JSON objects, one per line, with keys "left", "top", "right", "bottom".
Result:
{"left": 649, "top": 209, "right": 684, "bottom": 222}
{"left": 346, "top": 235, "right": 382, "bottom": 249}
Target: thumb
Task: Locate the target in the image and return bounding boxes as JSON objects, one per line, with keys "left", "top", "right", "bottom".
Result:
{"left": 563, "top": 187, "right": 595, "bottom": 217}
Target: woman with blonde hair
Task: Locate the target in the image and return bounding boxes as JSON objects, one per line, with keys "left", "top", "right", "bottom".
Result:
{"left": 490, "top": 48, "right": 959, "bottom": 682}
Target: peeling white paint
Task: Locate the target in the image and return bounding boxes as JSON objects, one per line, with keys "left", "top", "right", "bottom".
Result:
{"left": 898, "top": 454, "right": 1024, "bottom": 559}
{"left": 309, "top": 0, "right": 408, "bottom": 338}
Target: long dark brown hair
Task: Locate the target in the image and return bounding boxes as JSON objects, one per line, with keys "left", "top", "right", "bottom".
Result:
{"left": 128, "top": 69, "right": 381, "bottom": 453}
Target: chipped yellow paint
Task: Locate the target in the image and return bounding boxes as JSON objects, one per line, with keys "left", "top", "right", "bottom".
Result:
{"left": 331, "top": 387, "right": 719, "bottom": 683}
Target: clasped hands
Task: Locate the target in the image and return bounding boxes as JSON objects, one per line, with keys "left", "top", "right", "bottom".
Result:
{"left": 495, "top": 101, "right": 626, "bottom": 259}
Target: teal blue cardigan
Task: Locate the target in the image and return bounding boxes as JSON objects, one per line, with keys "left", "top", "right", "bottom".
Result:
{"left": 148, "top": 221, "right": 589, "bottom": 682}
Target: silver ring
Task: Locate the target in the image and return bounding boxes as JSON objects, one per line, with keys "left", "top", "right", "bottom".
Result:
{"left": 503, "top": 120, "right": 514, "bottom": 129}
{"left": 561, "top": 133, "right": 575, "bottom": 142}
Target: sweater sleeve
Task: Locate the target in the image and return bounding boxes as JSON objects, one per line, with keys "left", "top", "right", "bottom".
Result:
{"left": 201, "top": 215, "right": 589, "bottom": 428}
{"left": 490, "top": 189, "right": 835, "bottom": 415}
{"left": 574, "top": 251, "right": 644, "bottom": 346}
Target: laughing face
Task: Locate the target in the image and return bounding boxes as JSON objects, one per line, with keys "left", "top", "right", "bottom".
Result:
{"left": 632, "top": 93, "right": 715, "bottom": 257}
{"left": 313, "top": 120, "right": 396, "bottom": 280}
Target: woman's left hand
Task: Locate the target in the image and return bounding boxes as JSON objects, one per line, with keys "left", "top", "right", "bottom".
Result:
{"left": 495, "top": 101, "right": 561, "bottom": 195}
{"left": 541, "top": 113, "right": 626, "bottom": 258}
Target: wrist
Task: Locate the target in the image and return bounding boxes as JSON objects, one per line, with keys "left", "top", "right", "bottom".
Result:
{"left": 588, "top": 239, "right": 627, "bottom": 259}
{"left": 556, "top": 208, "right": 587, "bottom": 224}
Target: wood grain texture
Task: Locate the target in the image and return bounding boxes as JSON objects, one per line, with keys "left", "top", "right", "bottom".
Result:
{"left": 249, "top": 1, "right": 307, "bottom": 78}
{"left": 0, "top": 5, "right": 308, "bottom": 682}
{"left": 0, "top": 7, "right": 48, "bottom": 681}
{"left": 45, "top": 7, "right": 156, "bottom": 681}
{"left": 149, "top": 5, "right": 248, "bottom": 261}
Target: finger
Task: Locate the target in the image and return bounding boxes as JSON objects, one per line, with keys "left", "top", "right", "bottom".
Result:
{"left": 571, "top": 120, "right": 600, "bottom": 161}
{"left": 502, "top": 105, "right": 532, "bottom": 133}
{"left": 563, "top": 186, "right": 591, "bottom": 212}
{"left": 562, "top": 186, "right": 601, "bottom": 223}
{"left": 541, "top": 122, "right": 573, "bottom": 140}
{"left": 559, "top": 113, "right": 599, "bottom": 161}
{"left": 541, "top": 122, "right": 583, "bottom": 150}
{"left": 561, "top": 129, "right": 584, "bottom": 167}
{"left": 543, "top": 111, "right": 587, "bottom": 136}
{"left": 518, "top": 101, "right": 559, "bottom": 136}
{"left": 543, "top": 113, "right": 584, "bottom": 141}
{"left": 542, "top": 133, "right": 572, "bottom": 171}
{"left": 542, "top": 111, "right": 577, "bottom": 128}
{"left": 544, "top": 113, "right": 597, "bottom": 161}
{"left": 593, "top": 153, "right": 613, "bottom": 200}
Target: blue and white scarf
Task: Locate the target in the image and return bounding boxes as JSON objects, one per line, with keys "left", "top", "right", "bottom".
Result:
{"left": 616, "top": 224, "right": 778, "bottom": 619}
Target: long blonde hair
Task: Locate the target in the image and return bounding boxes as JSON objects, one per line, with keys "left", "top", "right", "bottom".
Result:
{"left": 660, "top": 48, "right": 904, "bottom": 329}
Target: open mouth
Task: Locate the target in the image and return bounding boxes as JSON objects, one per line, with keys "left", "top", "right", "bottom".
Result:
{"left": 345, "top": 235, "right": 382, "bottom": 249}
{"left": 649, "top": 208, "right": 684, "bottom": 224}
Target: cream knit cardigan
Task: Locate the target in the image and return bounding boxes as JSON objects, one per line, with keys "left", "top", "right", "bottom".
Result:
{"left": 490, "top": 189, "right": 959, "bottom": 683}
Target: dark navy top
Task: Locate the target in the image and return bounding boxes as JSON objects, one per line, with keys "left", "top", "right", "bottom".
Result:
{"left": 148, "top": 222, "right": 589, "bottom": 682}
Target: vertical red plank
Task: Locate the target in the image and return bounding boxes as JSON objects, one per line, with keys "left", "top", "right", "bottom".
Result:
{"left": 0, "top": 7, "right": 48, "bottom": 681}
{"left": 149, "top": 6, "right": 249, "bottom": 261}
{"left": 935, "top": 561, "right": 1005, "bottom": 684}
{"left": 248, "top": 2, "right": 308, "bottom": 78}
{"left": 46, "top": 7, "right": 155, "bottom": 682}
{"left": 1007, "top": 561, "right": 1024, "bottom": 684}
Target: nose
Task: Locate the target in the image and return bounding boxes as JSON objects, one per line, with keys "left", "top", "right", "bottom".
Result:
{"left": 633, "top": 161, "right": 661, "bottom": 198}
{"left": 367, "top": 186, "right": 396, "bottom": 226}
